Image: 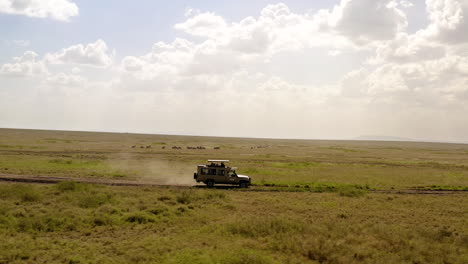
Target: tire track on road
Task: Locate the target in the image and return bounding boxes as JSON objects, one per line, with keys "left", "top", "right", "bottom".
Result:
{"left": 0, "top": 173, "right": 466, "bottom": 194}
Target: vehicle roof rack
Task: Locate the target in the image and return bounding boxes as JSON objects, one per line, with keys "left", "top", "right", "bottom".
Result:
{"left": 207, "top": 160, "right": 230, "bottom": 163}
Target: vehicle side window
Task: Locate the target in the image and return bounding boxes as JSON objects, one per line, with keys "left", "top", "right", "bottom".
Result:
{"left": 217, "top": 169, "right": 225, "bottom": 176}
{"left": 201, "top": 168, "right": 209, "bottom": 175}
{"left": 209, "top": 169, "right": 216, "bottom": 175}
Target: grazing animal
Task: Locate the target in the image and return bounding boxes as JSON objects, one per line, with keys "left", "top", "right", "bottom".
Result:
{"left": 162, "top": 146, "right": 166, "bottom": 149}
{"left": 146, "top": 145, "right": 151, "bottom": 148}
{"left": 214, "top": 147, "right": 220, "bottom": 150}
{"left": 131, "top": 145, "right": 136, "bottom": 148}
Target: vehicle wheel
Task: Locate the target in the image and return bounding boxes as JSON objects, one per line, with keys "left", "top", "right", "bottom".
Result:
{"left": 239, "top": 182, "right": 248, "bottom": 188}
{"left": 206, "top": 180, "right": 214, "bottom": 188}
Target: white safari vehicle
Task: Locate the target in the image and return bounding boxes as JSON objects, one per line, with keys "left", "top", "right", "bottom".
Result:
{"left": 193, "top": 160, "right": 251, "bottom": 188}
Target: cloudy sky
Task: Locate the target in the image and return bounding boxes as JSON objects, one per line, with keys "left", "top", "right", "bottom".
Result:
{"left": 1, "top": 0, "right": 468, "bottom": 142}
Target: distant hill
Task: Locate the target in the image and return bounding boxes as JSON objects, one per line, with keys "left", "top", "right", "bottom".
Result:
{"left": 353, "top": 135, "right": 418, "bottom": 142}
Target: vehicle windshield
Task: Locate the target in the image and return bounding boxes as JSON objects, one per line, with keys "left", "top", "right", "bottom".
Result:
{"left": 230, "top": 170, "right": 237, "bottom": 177}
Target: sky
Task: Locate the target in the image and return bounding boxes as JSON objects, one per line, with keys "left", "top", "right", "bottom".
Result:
{"left": 1, "top": 0, "right": 468, "bottom": 142}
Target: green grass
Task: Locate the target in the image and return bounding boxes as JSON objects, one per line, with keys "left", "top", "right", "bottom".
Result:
{"left": 1, "top": 128, "right": 468, "bottom": 189}
{"left": 0, "top": 155, "right": 131, "bottom": 179}
{"left": 0, "top": 182, "right": 466, "bottom": 263}
{"left": 0, "top": 128, "right": 467, "bottom": 263}
{"left": 271, "top": 161, "right": 325, "bottom": 169}
{"left": 0, "top": 144, "right": 30, "bottom": 149}
{"left": 320, "top": 146, "right": 365, "bottom": 152}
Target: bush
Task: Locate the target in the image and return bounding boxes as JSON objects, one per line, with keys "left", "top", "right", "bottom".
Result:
{"left": 176, "top": 191, "right": 196, "bottom": 204}
{"left": 20, "top": 191, "right": 41, "bottom": 202}
{"left": 49, "top": 159, "right": 73, "bottom": 165}
{"left": 227, "top": 217, "right": 303, "bottom": 238}
{"left": 161, "top": 249, "right": 278, "bottom": 264}
{"left": 56, "top": 181, "right": 89, "bottom": 192}
{"left": 0, "top": 184, "right": 42, "bottom": 202}
{"left": 224, "top": 250, "right": 278, "bottom": 264}
{"left": 16, "top": 216, "right": 68, "bottom": 232}
{"left": 93, "top": 214, "right": 114, "bottom": 226}
{"left": 337, "top": 186, "right": 367, "bottom": 197}
{"left": 148, "top": 206, "right": 169, "bottom": 216}
{"left": 203, "top": 191, "right": 226, "bottom": 200}
{"left": 78, "top": 192, "right": 113, "bottom": 208}
{"left": 124, "top": 212, "right": 155, "bottom": 224}
{"left": 158, "top": 195, "right": 172, "bottom": 201}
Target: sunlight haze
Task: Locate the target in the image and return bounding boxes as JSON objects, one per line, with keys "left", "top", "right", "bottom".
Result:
{"left": 1, "top": 0, "right": 467, "bottom": 143}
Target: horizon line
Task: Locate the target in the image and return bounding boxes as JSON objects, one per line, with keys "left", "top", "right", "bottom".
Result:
{"left": 1, "top": 126, "right": 467, "bottom": 145}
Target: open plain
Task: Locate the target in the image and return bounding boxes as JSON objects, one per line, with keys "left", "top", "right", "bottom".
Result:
{"left": 0, "top": 128, "right": 467, "bottom": 263}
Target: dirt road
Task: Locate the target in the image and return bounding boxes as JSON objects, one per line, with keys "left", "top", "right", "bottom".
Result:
{"left": 0, "top": 173, "right": 192, "bottom": 188}
{"left": 0, "top": 173, "right": 466, "bottom": 194}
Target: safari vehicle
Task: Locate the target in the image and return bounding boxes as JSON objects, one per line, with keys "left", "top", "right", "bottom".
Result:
{"left": 194, "top": 160, "right": 251, "bottom": 188}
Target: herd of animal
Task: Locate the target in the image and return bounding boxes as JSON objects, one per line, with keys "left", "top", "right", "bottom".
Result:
{"left": 130, "top": 145, "right": 220, "bottom": 150}
{"left": 131, "top": 145, "right": 152, "bottom": 149}
{"left": 129, "top": 144, "right": 272, "bottom": 150}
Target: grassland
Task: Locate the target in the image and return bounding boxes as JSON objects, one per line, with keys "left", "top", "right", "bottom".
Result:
{"left": 0, "top": 128, "right": 467, "bottom": 263}
{"left": 1, "top": 128, "right": 468, "bottom": 189}
{"left": 0, "top": 182, "right": 466, "bottom": 264}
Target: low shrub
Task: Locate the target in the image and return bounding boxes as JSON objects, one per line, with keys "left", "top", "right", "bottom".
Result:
{"left": 56, "top": 181, "right": 89, "bottom": 192}
{"left": 124, "top": 212, "right": 155, "bottom": 224}
{"left": 92, "top": 214, "right": 114, "bottom": 226}
{"left": 158, "top": 195, "right": 172, "bottom": 201}
{"left": 203, "top": 191, "right": 226, "bottom": 200}
{"left": 0, "top": 184, "right": 42, "bottom": 202}
{"left": 176, "top": 191, "right": 194, "bottom": 204}
{"left": 20, "top": 191, "right": 41, "bottom": 202}
{"left": 161, "top": 249, "right": 278, "bottom": 264}
{"left": 16, "top": 215, "right": 68, "bottom": 232}
{"left": 227, "top": 217, "right": 303, "bottom": 238}
{"left": 49, "top": 159, "right": 73, "bottom": 165}
{"left": 224, "top": 250, "right": 279, "bottom": 264}
{"left": 148, "top": 206, "right": 169, "bottom": 216}
{"left": 337, "top": 186, "right": 367, "bottom": 197}
{"left": 78, "top": 192, "right": 113, "bottom": 208}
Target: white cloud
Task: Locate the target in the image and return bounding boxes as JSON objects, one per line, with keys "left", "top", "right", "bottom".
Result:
{"left": 341, "top": 55, "right": 468, "bottom": 106}
{"left": 175, "top": 12, "right": 227, "bottom": 38}
{"left": 45, "top": 72, "right": 85, "bottom": 87}
{"left": 0, "top": 51, "right": 47, "bottom": 76}
{"left": 328, "top": 50, "right": 342, "bottom": 56}
{"left": 318, "top": 0, "right": 408, "bottom": 44}
{"left": 3, "top": 1, "right": 468, "bottom": 141}
{"left": 0, "top": 0, "right": 78, "bottom": 21}
{"left": 71, "top": 67, "right": 80, "bottom": 74}
{"left": 399, "top": 0, "right": 414, "bottom": 8}
{"left": 370, "top": 32, "right": 446, "bottom": 64}
{"left": 423, "top": 0, "right": 468, "bottom": 43}
{"left": 45, "top": 39, "right": 113, "bottom": 67}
